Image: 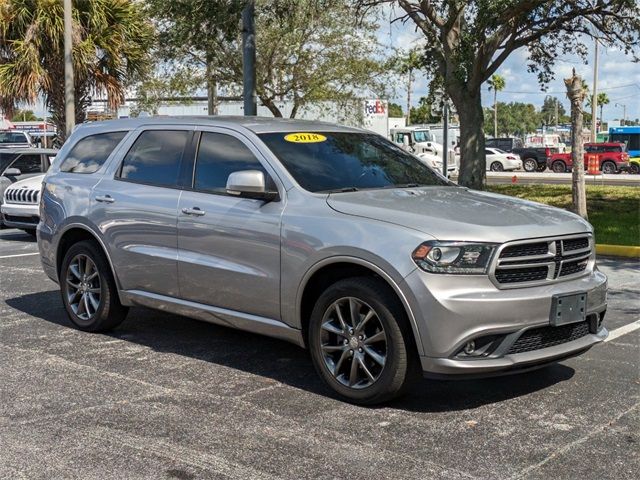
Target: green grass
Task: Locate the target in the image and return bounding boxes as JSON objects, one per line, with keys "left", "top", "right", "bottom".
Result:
{"left": 487, "top": 185, "right": 640, "bottom": 246}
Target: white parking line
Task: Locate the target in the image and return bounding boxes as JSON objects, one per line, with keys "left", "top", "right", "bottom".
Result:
{"left": 0, "top": 252, "right": 40, "bottom": 259}
{"left": 605, "top": 319, "right": 640, "bottom": 342}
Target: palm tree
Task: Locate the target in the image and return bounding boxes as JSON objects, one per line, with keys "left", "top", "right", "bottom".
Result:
{"left": 0, "top": 0, "right": 153, "bottom": 139}
{"left": 586, "top": 92, "right": 610, "bottom": 127}
{"left": 487, "top": 74, "right": 505, "bottom": 137}
{"left": 398, "top": 48, "right": 422, "bottom": 125}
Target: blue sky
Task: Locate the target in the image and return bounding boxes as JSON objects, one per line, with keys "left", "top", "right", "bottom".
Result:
{"left": 379, "top": 15, "right": 640, "bottom": 122}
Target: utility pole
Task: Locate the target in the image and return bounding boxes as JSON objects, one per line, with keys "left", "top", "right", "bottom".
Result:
{"left": 63, "top": 0, "right": 75, "bottom": 137}
{"left": 590, "top": 37, "right": 599, "bottom": 142}
{"left": 442, "top": 101, "right": 449, "bottom": 177}
{"left": 242, "top": 0, "right": 257, "bottom": 116}
{"left": 555, "top": 98, "right": 559, "bottom": 128}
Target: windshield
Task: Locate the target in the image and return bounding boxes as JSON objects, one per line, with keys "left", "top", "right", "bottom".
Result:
{"left": 258, "top": 132, "right": 449, "bottom": 193}
{"left": 412, "top": 130, "right": 434, "bottom": 143}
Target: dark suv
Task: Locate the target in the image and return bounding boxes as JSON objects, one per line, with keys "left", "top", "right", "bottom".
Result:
{"left": 485, "top": 137, "right": 558, "bottom": 172}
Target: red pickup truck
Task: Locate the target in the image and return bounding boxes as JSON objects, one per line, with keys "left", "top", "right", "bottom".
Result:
{"left": 548, "top": 143, "right": 630, "bottom": 174}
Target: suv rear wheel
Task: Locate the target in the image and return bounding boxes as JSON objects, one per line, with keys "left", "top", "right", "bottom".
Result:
{"left": 308, "top": 277, "right": 416, "bottom": 404}
{"left": 552, "top": 160, "right": 566, "bottom": 173}
{"left": 523, "top": 158, "right": 537, "bottom": 172}
{"left": 601, "top": 161, "right": 617, "bottom": 174}
{"left": 60, "top": 240, "right": 128, "bottom": 332}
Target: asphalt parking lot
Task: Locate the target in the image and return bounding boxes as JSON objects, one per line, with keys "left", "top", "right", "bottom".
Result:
{"left": 0, "top": 228, "right": 638, "bottom": 480}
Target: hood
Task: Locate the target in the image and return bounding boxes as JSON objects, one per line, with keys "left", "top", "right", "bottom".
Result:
{"left": 6, "top": 173, "right": 46, "bottom": 191}
{"left": 326, "top": 186, "right": 591, "bottom": 243}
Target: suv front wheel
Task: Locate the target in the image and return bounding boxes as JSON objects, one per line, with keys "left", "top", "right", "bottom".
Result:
{"left": 308, "top": 277, "right": 416, "bottom": 404}
{"left": 60, "top": 240, "right": 128, "bottom": 332}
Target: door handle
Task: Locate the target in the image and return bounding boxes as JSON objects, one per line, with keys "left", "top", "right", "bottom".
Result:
{"left": 95, "top": 195, "right": 115, "bottom": 203}
{"left": 181, "top": 207, "right": 206, "bottom": 216}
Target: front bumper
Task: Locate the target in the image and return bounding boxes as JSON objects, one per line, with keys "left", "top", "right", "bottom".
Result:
{"left": 1, "top": 202, "right": 39, "bottom": 229}
{"left": 402, "top": 267, "right": 608, "bottom": 376}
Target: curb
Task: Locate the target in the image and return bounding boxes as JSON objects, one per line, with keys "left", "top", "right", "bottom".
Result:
{"left": 596, "top": 244, "right": 640, "bottom": 258}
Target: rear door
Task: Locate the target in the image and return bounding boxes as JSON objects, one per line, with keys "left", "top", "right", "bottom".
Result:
{"left": 176, "top": 129, "right": 283, "bottom": 320}
{"left": 92, "top": 127, "right": 193, "bottom": 298}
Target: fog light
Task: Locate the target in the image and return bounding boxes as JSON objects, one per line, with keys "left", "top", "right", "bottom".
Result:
{"left": 463, "top": 341, "right": 475, "bottom": 355}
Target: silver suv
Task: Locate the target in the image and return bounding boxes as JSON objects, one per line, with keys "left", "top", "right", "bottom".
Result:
{"left": 37, "top": 117, "right": 608, "bottom": 404}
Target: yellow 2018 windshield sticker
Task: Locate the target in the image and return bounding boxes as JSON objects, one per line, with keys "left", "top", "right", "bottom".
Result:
{"left": 284, "top": 132, "right": 327, "bottom": 143}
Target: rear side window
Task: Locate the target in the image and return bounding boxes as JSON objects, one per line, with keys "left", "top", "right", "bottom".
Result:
{"left": 118, "top": 130, "right": 189, "bottom": 188}
{"left": 10, "top": 154, "right": 42, "bottom": 174}
{"left": 60, "top": 131, "right": 127, "bottom": 173}
{"left": 194, "top": 132, "right": 267, "bottom": 194}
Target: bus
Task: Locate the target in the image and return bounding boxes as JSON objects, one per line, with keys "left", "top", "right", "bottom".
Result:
{"left": 609, "top": 126, "right": 640, "bottom": 157}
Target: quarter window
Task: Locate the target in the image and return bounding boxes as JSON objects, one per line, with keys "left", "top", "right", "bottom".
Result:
{"left": 119, "top": 130, "right": 189, "bottom": 188}
{"left": 60, "top": 131, "right": 127, "bottom": 173}
{"left": 193, "top": 132, "right": 267, "bottom": 194}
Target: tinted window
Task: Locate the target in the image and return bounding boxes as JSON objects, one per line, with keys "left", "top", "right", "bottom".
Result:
{"left": 119, "top": 130, "right": 189, "bottom": 187}
{"left": 0, "top": 132, "right": 28, "bottom": 144}
{"left": 194, "top": 132, "right": 267, "bottom": 194}
{"left": 60, "top": 131, "right": 127, "bottom": 173}
{"left": 0, "top": 153, "right": 18, "bottom": 173}
{"left": 498, "top": 140, "right": 511, "bottom": 151}
{"left": 259, "top": 132, "right": 449, "bottom": 193}
{"left": 10, "top": 154, "right": 42, "bottom": 174}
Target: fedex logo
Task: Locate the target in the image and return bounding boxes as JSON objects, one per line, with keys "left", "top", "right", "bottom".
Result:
{"left": 364, "top": 99, "right": 387, "bottom": 116}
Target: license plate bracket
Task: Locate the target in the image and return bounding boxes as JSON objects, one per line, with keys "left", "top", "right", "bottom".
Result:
{"left": 550, "top": 293, "right": 587, "bottom": 326}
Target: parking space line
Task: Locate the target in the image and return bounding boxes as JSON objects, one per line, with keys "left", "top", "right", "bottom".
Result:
{"left": 0, "top": 252, "right": 40, "bottom": 259}
{"left": 605, "top": 319, "right": 640, "bottom": 342}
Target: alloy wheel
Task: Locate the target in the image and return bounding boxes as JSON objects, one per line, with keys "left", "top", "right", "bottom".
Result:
{"left": 523, "top": 159, "right": 537, "bottom": 172}
{"left": 319, "top": 297, "right": 387, "bottom": 389}
{"left": 65, "top": 254, "right": 101, "bottom": 320}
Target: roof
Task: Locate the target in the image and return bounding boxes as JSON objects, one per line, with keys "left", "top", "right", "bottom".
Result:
{"left": 0, "top": 147, "right": 59, "bottom": 154}
{"left": 76, "top": 116, "right": 363, "bottom": 134}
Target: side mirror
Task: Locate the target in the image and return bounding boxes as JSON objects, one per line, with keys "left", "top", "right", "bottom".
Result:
{"left": 3, "top": 167, "right": 21, "bottom": 177}
{"left": 226, "top": 170, "right": 279, "bottom": 201}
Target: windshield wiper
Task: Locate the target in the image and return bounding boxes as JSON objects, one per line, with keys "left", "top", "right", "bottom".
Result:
{"left": 387, "top": 183, "right": 423, "bottom": 189}
{"left": 319, "top": 187, "right": 359, "bottom": 193}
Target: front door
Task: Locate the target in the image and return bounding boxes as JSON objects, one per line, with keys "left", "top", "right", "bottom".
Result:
{"left": 177, "top": 130, "right": 282, "bottom": 320}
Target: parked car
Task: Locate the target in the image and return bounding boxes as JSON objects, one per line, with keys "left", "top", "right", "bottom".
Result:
{"left": 485, "top": 137, "right": 557, "bottom": 172}
{"left": 38, "top": 117, "right": 608, "bottom": 404}
{"left": 416, "top": 151, "right": 457, "bottom": 176}
{"left": 548, "top": 143, "right": 630, "bottom": 174}
{"left": 0, "top": 130, "right": 33, "bottom": 148}
{"left": 485, "top": 148, "right": 522, "bottom": 171}
{"left": 1, "top": 173, "right": 44, "bottom": 235}
{"left": 0, "top": 148, "right": 57, "bottom": 227}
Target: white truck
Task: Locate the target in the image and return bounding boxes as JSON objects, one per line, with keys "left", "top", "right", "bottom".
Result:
{"left": 389, "top": 126, "right": 443, "bottom": 155}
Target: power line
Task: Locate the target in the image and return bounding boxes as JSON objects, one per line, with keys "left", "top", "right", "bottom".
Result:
{"left": 482, "top": 83, "right": 640, "bottom": 95}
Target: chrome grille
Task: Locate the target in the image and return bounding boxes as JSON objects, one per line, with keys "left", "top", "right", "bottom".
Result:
{"left": 491, "top": 234, "right": 593, "bottom": 288}
{"left": 4, "top": 187, "right": 40, "bottom": 204}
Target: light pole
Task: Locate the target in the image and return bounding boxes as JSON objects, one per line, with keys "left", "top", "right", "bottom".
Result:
{"left": 590, "top": 37, "right": 599, "bottom": 141}
{"left": 63, "top": 0, "right": 75, "bottom": 137}
{"left": 242, "top": 0, "right": 256, "bottom": 116}
{"left": 615, "top": 103, "right": 627, "bottom": 125}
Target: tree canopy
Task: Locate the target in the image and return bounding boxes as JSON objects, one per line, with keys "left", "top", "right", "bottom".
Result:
{"left": 483, "top": 102, "right": 540, "bottom": 137}
{"left": 358, "top": 0, "right": 640, "bottom": 189}
{"left": 0, "top": 0, "right": 153, "bottom": 138}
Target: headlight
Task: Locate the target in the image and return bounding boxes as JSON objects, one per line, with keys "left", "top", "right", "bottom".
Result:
{"left": 412, "top": 241, "right": 497, "bottom": 274}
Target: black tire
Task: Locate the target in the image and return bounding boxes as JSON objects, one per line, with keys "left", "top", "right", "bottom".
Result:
{"left": 490, "top": 161, "right": 504, "bottom": 172}
{"left": 536, "top": 163, "right": 547, "bottom": 172}
{"left": 523, "top": 158, "right": 537, "bottom": 173}
{"left": 60, "top": 240, "right": 128, "bottom": 332}
{"left": 552, "top": 160, "right": 566, "bottom": 173}
{"left": 308, "top": 277, "right": 417, "bottom": 405}
{"left": 601, "top": 161, "right": 617, "bottom": 174}
{"left": 630, "top": 163, "right": 640, "bottom": 175}
{"left": 22, "top": 228, "right": 37, "bottom": 237}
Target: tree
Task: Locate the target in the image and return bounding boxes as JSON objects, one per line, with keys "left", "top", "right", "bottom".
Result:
{"left": 586, "top": 92, "right": 610, "bottom": 127}
{"left": 0, "top": 0, "right": 153, "bottom": 139}
{"left": 388, "top": 102, "right": 404, "bottom": 117}
{"left": 145, "top": 0, "right": 244, "bottom": 115}
{"left": 483, "top": 102, "right": 540, "bottom": 137}
{"left": 540, "top": 96, "right": 569, "bottom": 125}
{"left": 409, "top": 96, "right": 437, "bottom": 124}
{"left": 11, "top": 109, "right": 39, "bottom": 122}
{"left": 487, "top": 74, "right": 505, "bottom": 138}
{"left": 357, "top": 1, "right": 640, "bottom": 189}
{"left": 565, "top": 70, "right": 587, "bottom": 219}
{"left": 397, "top": 48, "right": 422, "bottom": 125}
